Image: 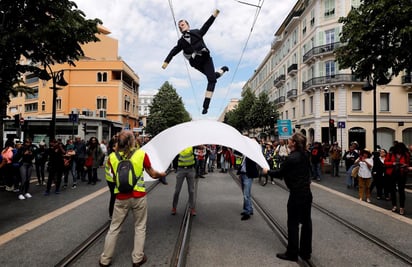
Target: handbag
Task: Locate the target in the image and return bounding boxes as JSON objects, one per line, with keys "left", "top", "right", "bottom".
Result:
{"left": 351, "top": 165, "right": 360, "bottom": 178}
{"left": 85, "top": 155, "right": 93, "bottom": 167}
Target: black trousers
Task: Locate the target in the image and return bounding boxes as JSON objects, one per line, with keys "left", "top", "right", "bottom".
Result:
{"left": 189, "top": 54, "right": 221, "bottom": 110}
{"left": 286, "top": 190, "right": 313, "bottom": 257}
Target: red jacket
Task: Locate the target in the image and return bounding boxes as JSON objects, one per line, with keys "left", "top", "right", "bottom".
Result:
{"left": 384, "top": 153, "right": 409, "bottom": 176}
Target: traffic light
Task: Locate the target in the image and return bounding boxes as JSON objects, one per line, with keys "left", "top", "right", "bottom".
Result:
{"left": 82, "top": 123, "right": 87, "bottom": 133}
{"left": 329, "top": 118, "right": 335, "bottom": 128}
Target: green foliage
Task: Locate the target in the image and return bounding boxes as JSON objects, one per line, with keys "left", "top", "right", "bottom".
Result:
{"left": 0, "top": 0, "right": 102, "bottom": 104}
{"left": 224, "top": 88, "right": 277, "bottom": 134}
{"left": 145, "top": 81, "right": 191, "bottom": 136}
{"left": 335, "top": 0, "right": 412, "bottom": 83}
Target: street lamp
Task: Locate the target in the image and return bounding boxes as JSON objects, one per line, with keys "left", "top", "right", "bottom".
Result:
{"left": 39, "top": 68, "right": 68, "bottom": 141}
{"left": 324, "top": 86, "right": 333, "bottom": 144}
{"left": 362, "top": 77, "right": 377, "bottom": 151}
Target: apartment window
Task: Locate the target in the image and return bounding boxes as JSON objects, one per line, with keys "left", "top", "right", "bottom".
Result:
{"left": 25, "top": 86, "right": 39, "bottom": 100}
{"left": 324, "top": 92, "right": 335, "bottom": 111}
{"left": 324, "top": 0, "right": 335, "bottom": 17}
{"left": 292, "top": 107, "right": 296, "bottom": 119}
{"left": 25, "top": 102, "right": 38, "bottom": 112}
{"left": 56, "top": 97, "right": 62, "bottom": 110}
{"left": 309, "top": 96, "right": 314, "bottom": 114}
{"left": 96, "top": 97, "right": 107, "bottom": 109}
{"left": 325, "top": 61, "right": 336, "bottom": 77}
{"left": 380, "top": 93, "right": 390, "bottom": 112}
{"left": 325, "top": 29, "right": 335, "bottom": 45}
{"left": 97, "top": 72, "right": 108, "bottom": 82}
{"left": 310, "top": 10, "right": 315, "bottom": 27}
{"left": 285, "top": 111, "right": 289, "bottom": 120}
{"left": 352, "top": 92, "right": 361, "bottom": 111}
{"left": 124, "top": 95, "right": 130, "bottom": 111}
{"left": 302, "top": 18, "right": 307, "bottom": 35}
{"left": 41, "top": 101, "right": 46, "bottom": 111}
{"left": 301, "top": 99, "right": 306, "bottom": 116}
{"left": 408, "top": 94, "right": 412, "bottom": 112}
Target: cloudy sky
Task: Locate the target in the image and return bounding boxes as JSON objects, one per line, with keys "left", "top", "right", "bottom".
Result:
{"left": 74, "top": 0, "right": 296, "bottom": 120}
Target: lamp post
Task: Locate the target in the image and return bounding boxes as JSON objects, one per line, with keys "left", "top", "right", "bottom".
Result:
{"left": 39, "top": 68, "right": 68, "bottom": 141}
{"left": 362, "top": 78, "right": 377, "bottom": 150}
{"left": 324, "top": 86, "right": 332, "bottom": 144}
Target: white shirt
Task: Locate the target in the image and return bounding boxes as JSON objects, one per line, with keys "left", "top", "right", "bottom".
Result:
{"left": 358, "top": 158, "right": 373, "bottom": 178}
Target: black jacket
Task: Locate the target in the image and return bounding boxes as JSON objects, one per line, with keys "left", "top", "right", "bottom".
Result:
{"left": 164, "top": 15, "right": 215, "bottom": 64}
{"left": 269, "top": 150, "right": 311, "bottom": 192}
{"left": 237, "top": 157, "right": 259, "bottom": 178}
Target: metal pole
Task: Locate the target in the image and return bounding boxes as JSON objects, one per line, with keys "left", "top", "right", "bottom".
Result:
{"left": 329, "top": 90, "right": 332, "bottom": 144}
{"left": 373, "top": 81, "right": 377, "bottom": 150}
{"left": 50, "top": 78, "right": 57, "bottom": 141}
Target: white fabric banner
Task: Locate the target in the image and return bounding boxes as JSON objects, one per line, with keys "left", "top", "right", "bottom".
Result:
{"left": 141, "top": 120, "right": 269, "bottom": 180}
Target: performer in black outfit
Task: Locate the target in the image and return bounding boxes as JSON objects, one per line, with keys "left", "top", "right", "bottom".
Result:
{"left": 162, "top": 9, "right": 228, "bottom": 114}
{"left": 269, "top": 132, "right": 313, "bottom": 262}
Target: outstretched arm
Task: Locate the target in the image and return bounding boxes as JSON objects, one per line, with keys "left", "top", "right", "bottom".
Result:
{"left": 145, "top": 166, "right": 167, "bottom": 179}
{"left": 198, "top": 9, "right": 219, "bottom": 36}
{"left": 162, "top": 43, "right": 183, "bottom": 68}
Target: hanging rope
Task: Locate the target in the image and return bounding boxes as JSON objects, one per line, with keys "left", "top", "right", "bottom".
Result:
{"left": 218, "top": 0, "right": 264, "bottom": 115}
{"left": 168, "top": 0, "right": 201, "bottom": 114}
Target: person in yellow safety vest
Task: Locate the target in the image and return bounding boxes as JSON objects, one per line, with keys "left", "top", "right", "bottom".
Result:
{"left": 171, "top": 146, "right": 197, "bottom": 216}
{"left": 100, "top": 130, "right": 166, "bottom": 267}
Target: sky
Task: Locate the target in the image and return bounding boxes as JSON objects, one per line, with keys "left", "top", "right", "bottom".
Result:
{"left": 74, "top": 0, "right": 296, "bottom": 120}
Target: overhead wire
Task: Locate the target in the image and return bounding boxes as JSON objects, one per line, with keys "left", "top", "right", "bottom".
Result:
{"left": 167, "top": 0, "right": 201, "bottom": 115}
{"left": 218, "top": 0, "right": 264, "bottom": 115}
{"left": 168, "top": 0, "right": 264, "bottom": 117}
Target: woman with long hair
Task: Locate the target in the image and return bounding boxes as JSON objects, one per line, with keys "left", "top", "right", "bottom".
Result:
{"left": 385, "top": 142, "right": 409, "bottom": 215}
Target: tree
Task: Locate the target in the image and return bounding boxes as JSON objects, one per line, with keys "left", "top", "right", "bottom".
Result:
{"left": 335, "top": 0, "right": 412, "bottom": 84}
{"left": 145, "top": 82, "right": 191, "bottom": 136}
{"left": 234, "top": 88, "right": 256, "bottom": 133}
{"left": 0, "top": 0, "right": 101, "bottom": 148}
{"left": 248, "top": 91, "right": 277, "bottom": 135}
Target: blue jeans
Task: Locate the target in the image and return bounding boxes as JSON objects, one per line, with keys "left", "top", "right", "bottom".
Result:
{"left": 241, "top": 174, "right": 253, "bottom": 215}
{"left": 312, "top": 162, "right": 321, "bottom": 180}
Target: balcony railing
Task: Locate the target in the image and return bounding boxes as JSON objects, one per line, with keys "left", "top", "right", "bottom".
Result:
{"left": 287, "top": 64, "right": 298, "bottom": 76}
{"left": 287, "top": 89, "right": 298, "bottom": 100}
{"left": 302, "top": 74, "right": 364, "bottom": 93}
{"left": 402, "top": 75, "right": 412, "bottom": 86}
{"left": 273, "top": 74, "right": 286, "bottom": 88}
{"left": 303, "top": 42, "right": 342, "bottom": 63}
{"left": 274, "top": 96, "right": 286, "bottom": 106}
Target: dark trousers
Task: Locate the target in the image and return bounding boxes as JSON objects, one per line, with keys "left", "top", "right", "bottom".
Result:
{"left": 35, "top": 162, "right": 46, "bottom": 184}
{"left": 87, "top": 167, "right": 98, "bottom": 184}
{"left": 390, "top": 174, "right": 407, "bottom": 208}
{"left": 190, "top": 54, "right": 221, "bottom": 110}
{"left": 287, "top": 191, "right": 313, "bottom": 257}
{"left": 75, "top": 158, "right": 86, "bottom": 181}
{"left": 47, "top": 167, "right": 63, "bottom": 193}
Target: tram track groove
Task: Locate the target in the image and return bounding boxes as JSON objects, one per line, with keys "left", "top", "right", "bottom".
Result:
{"left": 54, "top": 181, "right": 160, "bottom": 267}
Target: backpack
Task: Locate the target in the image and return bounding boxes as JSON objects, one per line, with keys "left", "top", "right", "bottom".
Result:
{"left": 115, "top": 150, "right": 138, "bottom": 193}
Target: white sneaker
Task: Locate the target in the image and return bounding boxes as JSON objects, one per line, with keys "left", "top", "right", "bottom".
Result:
{"left": 18, "top": 194, "right": 26, "bottom": 200}
{"left": 5, "top": 186, "right": 13, "bottom": 192}
{"left": 366, "top": 198, "right": 371, "bottom": 203}
{"left": 24, "top": 193, "right": 32, "bottom": 199}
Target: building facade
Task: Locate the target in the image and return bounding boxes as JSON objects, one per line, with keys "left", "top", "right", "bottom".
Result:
{"left": 5, "top": 25, "right": 140, "bottom": 144}
{"left": 243, "top": 0, "right": 412, "bottom": 151}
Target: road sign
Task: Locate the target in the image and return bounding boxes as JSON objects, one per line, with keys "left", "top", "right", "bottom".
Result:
{"left": 338, "top": 121, "right": 346, "bottom": 128}
{"left": 277, "top": 120, "right": 292, "bottom": 139}
{"left": 19, "top": 117, "right": 24, "bottom": 125}
{"left": 69, "top": 113, "right": 78, "bottom": 123}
